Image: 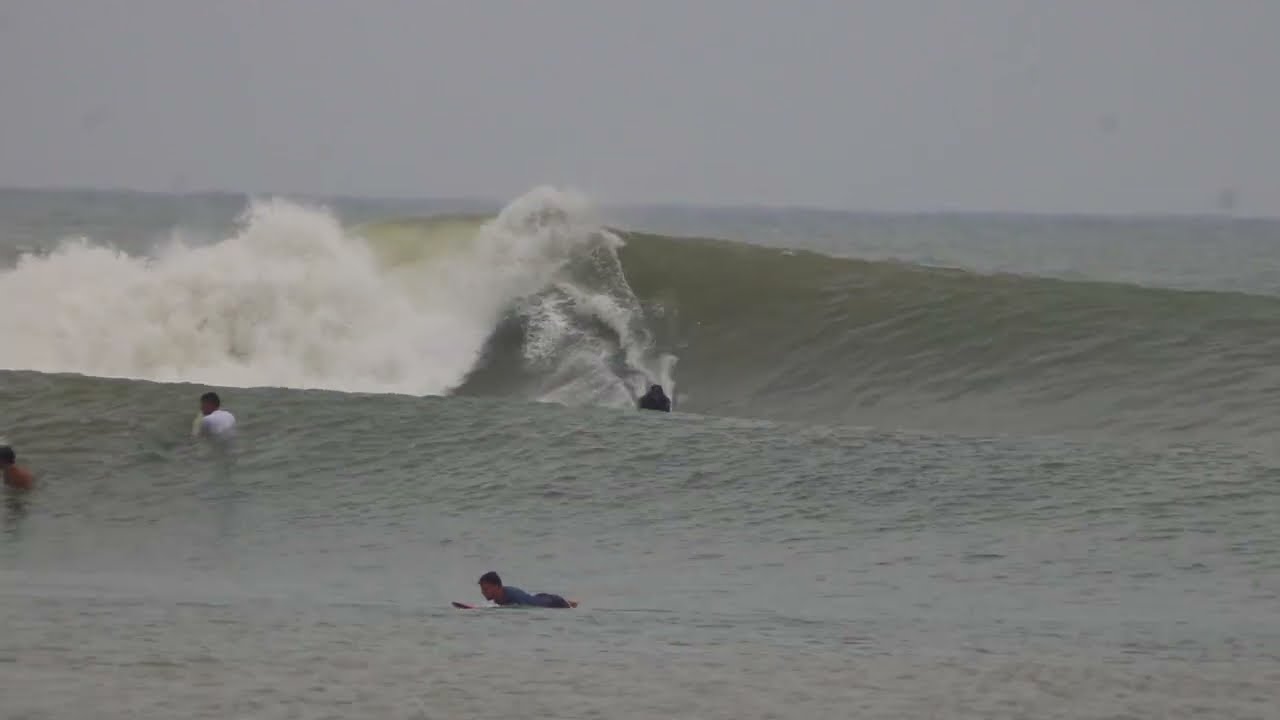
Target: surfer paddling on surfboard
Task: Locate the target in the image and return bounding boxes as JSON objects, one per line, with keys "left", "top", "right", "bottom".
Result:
{"left": 469, "top": 571, "right": 577, "bottom": 608}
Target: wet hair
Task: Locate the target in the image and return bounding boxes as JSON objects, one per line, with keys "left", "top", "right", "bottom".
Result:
{"left": 0, "top": 446, "right": 13, "bottom": 464}
{"left": 200, "top": 392, "right": 221, "bottom": 408}
{"left": 478, "top": 571, "right": 502, "bottom": 586}
{"left": 648, "top": 384, "right": 663, "bottom": 394}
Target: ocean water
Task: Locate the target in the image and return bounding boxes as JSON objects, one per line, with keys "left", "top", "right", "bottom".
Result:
{"left": 1, "top": 187, "right": 1278, "bottom": 718}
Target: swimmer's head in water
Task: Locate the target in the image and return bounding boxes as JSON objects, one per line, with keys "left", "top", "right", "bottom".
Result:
{"left": 200, "top": 392, "right": 221, "bottom": 416}
{"left": 0, "top": 446, "right": 14, "bottom": 466}
{"left": 478, "top": 571, "right": 504, "bottom": 601}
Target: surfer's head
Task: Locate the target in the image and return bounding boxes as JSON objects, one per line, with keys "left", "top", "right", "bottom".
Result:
{"left": 0, "top": 446, "right": 13, "bottom": 467}
{"left": 200, "top": 391, "right": 221, "bottom": 416}
{"left": 478, "top": 571, "right": 503, "bottom": 602}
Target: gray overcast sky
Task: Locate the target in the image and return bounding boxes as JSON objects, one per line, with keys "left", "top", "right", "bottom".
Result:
{"left": 1, "top": 1, "right": 1278, "bottom": 215}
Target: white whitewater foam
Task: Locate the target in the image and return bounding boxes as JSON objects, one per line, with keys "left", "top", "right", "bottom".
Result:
{"left": 0, "top": 186, "right": 675, "bottom": 405}
{"left": 521, "top": 279, "right": 676, "bottom": 408}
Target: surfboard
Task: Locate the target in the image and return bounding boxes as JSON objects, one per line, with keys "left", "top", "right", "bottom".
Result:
{"left": 452, "top": 600, "right": 579, "bottom": 609}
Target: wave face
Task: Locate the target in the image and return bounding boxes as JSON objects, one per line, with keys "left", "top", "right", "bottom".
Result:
{"left": 380, "top": 215, "right": 1280, "bottom": 442}
{"left": 4, "top": 187, "right": 1280, "bottom": 441}
{"left": 0, "top": 188, "right": 673, "bottom": 406}
{"left": 608, "top": 233, "right": 1280, "bottom": 440}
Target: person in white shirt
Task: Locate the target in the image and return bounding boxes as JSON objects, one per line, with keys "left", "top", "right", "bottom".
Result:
{"left": 194, "top": 391, "right": 237, "bottom": 439}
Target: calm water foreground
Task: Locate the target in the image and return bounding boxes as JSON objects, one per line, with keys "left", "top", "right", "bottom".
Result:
{"left": 1, "top": 380, "right": 1277, "bottom": 718}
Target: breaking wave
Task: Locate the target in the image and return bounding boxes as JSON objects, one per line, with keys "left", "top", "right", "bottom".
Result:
{"left": 6, "top": 186, "right": 1280, "bottom": 441}
{"left": 0, "top": 187, "right": 674, "bottom": 408}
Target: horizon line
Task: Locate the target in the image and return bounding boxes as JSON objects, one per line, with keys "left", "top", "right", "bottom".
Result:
{"left": 0, "top": 182, "right": 1273, "bottom": 223}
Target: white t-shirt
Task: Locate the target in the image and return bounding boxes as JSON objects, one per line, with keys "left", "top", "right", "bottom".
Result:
{"left": 197, "top": 409, "right": 237, "bottom": 438}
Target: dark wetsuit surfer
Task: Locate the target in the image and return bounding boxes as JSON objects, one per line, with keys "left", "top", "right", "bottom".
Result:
{"left": 638, "top": 384, "right": 671, "bottom": 412}
{"left": 478, "top": 571, "right": 574, "bottom": 608}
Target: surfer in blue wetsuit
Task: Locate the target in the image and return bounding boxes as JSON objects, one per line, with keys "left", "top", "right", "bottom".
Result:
{"left": 478, "top": 571, "right": 575, "bottom": 608}
{"left": 638, "top": 384, "right": 671, "bottom": 412}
